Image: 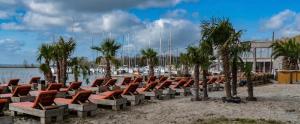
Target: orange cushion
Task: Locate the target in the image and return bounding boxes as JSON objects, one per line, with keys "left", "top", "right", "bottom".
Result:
{"left": 54, "top": 98, "right": 72, "bottom": 104}
{"left": 10, "top": 102, "right": 34, "bottom": 108}
{"left": 0, "top": 93, "right": 12, "bottom": 98}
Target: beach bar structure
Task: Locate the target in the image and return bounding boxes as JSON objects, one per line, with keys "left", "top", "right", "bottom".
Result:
{"left": 242, "top": 41, "right": 274, "bottom": 73}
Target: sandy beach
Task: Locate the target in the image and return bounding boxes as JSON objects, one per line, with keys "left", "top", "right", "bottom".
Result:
{"left": 10, "top": 83, "right": 300, "bottom": 124}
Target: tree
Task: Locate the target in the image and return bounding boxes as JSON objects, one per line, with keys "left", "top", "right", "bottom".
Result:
{"left": 230, "top": 42, "right": 251, "bottom": 96}
{"left": 69, "top": 57, "right": 90, "bottom": 82}
{"left": 242, "top": 63, "right": 257, "bottom": 101}
{"left": 53, "top": 37, "right": 76, "bottom": 85}
{"left": 91, "top": 38, "right": 121, "bottom": 79}
{"left": 201, "top": 18, "right": 242, "bottom": 100}
{"left": 37, "top": 44, "right": 54, "bottom": 82}
{"left": 179, "top": 53, "right": 190, "bottom": 77}
{"left": 187, "top": 46, "right": 201, "bottom": 101}
{"left": 141, "top": 48, "right": 158, "bottom": 77}
{"left": 199, "top": 41, "right": 213, "bottom": 100}
{"left": 271, "top": 38, "right": 300, "bottom": 70}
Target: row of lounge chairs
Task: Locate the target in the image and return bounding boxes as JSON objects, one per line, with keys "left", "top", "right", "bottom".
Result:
{"left": 0, "top": 76, "right": 195, "bottom": 124}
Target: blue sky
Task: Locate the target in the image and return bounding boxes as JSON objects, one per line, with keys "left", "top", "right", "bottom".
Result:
{"left": 0, "top": 0, "right": 299, "bottom": 64}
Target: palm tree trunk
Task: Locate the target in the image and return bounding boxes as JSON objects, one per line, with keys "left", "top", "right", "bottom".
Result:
{"left": 45, "top": 60, "right": 53, "bottom": 82}
{"left": 282, "top": 57, "right": 289, "bottom": 70}
{"left": 105, "top": 58, "right": 111, "bottom": 79}
{"left": 231, "top": 59, "right": 238, "bottom": 96}
{"left": 149, "top": 63, "right": 154, "bottom": 77}
{"left": 246, "top": 74, "right": 256, "bottom": 101}
{"left": 221, "top": 49, "right": 232, "bottom": 98}
{"left": 192, "top": 64, "right": 200, "bottom": 101}
{"left": 56, "top": 60, "right": 61, "bottom": 83}
{"left": 184, "top": 65, "right": 189, "bottom": 77}
{"left": 74, "top": 66, "right": 79, "bottom": 82}
{"left": 202, "top": 69, "right": 208, "bottom": 100}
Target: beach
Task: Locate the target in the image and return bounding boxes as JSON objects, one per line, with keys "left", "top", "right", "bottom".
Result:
{"left": 11, "top": 83, "right": 300, "bottom": 124}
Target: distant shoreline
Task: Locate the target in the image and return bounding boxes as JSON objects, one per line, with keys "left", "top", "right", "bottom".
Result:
{"left": 0, "top": 64, "right": 38, "bottom": 68}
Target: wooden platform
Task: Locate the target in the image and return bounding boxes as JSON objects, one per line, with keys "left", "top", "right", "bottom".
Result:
{"left": 89, "top": 98, "right": 127, "bottom": 111}
{"left": 174, "top": 87, "right": 190, "bottom": 96}
{"left": 142, "top": 90, "right": 163, "bottom": 100}
{"left": 30, "top": 91, "right": 66, "bottom": 98}
{"left": 11, "top": 96, "right": 35, "bottom": 103}
{"left": 9, "top": 105, "right": 64, "bottom": 124}
{"left": 64, "top": 103, "right": 97, "bottom": 117}
{"left": 122, "top": 94, "right": 145, "bottom": 106}
{"left": 161, "top": 88, "right": 176, "bottom": 99}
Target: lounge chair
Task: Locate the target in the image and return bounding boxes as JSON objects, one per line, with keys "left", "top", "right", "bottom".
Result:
{"left": 30, "top": 83, "right": 65, "bottom": 97}
{"left": 9, "top": 91, "right": 64, "bottom": 124}
{"left": 156, "top": 80, "right": 175, "bottom": 99}
{"left": 60, "top": 82, "right": 82, "bottom": 95}
{"left": 183, "top": 79, "right": 194, "bottom": 88}
{"left": 89, "top": 89, "right": 127, "bottom": 110}
{"left": 27, "top": 77, "right": 41, "bottom": 90}
{"left": 0, "top": 79, "right": 19, "bottom": 93}
{"left": 103, "top": 79, "right": 117, "bottom": 87}
{"left": 0, "top": 85, "right": 35, "bottom": 102}
{"left": 81, "top": 78, "right": 105, "bottom": 93}
{"left": 158, "top": 76, "right": 168, "bottom": 84}
{"left": 121, "top": 83, "right": 144, "bottom": 106}
{"left": 170, "top": 79, "right": 190, "bottom": 96}
{"left": 137, "top": 81, "right": 162, "bottom": 100}
{"left": 119, "top": 77, "right": 132, "bottom": 85}
{"left": 146, "top": 76, "right": 156, "bottom": 84}
{"left": 54, "top": 90, "right": 96, "bottom": 117}
{"left": 130, "top": 77, "right": 143, "bottom": 88}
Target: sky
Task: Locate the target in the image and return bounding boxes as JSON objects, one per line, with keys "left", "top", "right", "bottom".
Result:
{"left": 0, "top": 0, "right": 299, "bottom": 64}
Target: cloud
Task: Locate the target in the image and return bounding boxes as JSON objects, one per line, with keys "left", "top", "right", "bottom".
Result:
{"left": 263, "top": 9, "right": 296, "bottom": 30}
{"left": 163, "top": 9, "right": 188, "bottom": 19}
{"left": 21, "top": 0, "right": 192, "bottom": 13}
{"left": 262, "top": 9, "right": 300, "bottom": 37}
{"left": 0, "top": 38, "right": 25, "bottom": 52}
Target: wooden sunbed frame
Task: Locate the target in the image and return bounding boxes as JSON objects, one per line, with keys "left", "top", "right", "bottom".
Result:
{"left": 89, "top": 90, "right": 127, "bottom": 110}
{"left": 157, "top": 80, "right": 176, "bottom": 99}
{"left": 121, "top": 83, "right": 144, "bottom": 106}
{"left": 54, "top": 90, "right": 96, "bottom": 117}
{"left": 30, "top": 83, "right": 66, "bottom": 98}
{"left": 138, "top": 81, "right": 163, "bottom": 100}
{"left": 9, "top": 91, "right": 64, "bottom": 124}
{"left": 0, "top": 85, "right": 35, "bottom": 102}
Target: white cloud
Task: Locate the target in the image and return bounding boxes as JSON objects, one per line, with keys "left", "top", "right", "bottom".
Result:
{"left": 263, "top": 9, "right": 300, "bottom": 37}
{"left": 163, "top": 9, "right": 188, "bottom": 19}
{"left": 264, "top": 9, "right": 296, "bottom": 30}
{"left": 0, "top": 23, "right": 25, "bottom": 30}
{"left": 0, "top": 38, "right": 24, "bottom": 52}
{"left": 0, "top": 11, "right": 9, "bottom": 19}
{"left": 23, "top": 12, "right": 69, "bottom": 28}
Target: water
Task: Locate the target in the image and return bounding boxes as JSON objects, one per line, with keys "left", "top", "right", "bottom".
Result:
{"left": 0, "top": 68, "right": 104, "bottom": 86}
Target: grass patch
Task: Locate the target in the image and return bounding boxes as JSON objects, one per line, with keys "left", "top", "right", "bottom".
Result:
{"left": 193, "top": 117, "right": 287, "bottom": 124}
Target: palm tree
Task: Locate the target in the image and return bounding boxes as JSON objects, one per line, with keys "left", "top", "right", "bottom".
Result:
{"left": 187, "top": 46, "right": 200, "bottom": 101}
{"left": 141, "top": 48, "right": 158, "bottom": 77}
{"left": 242, "top": 63, "right": 257, "bottom": 101}
{"left": 91, "top": 38, "right": 121, "bottom": 79}
{"left": 199, "top": 41, "right": 213, "bottom": 100}
{"left": 69, "top": 57, "right": 90, "bottom": 82}
{"left": 271, "top": 38, "right": 300, "bottom": 70}
{"left": 179, "top": 53, "right": 190, "bottom": 77}
{"left": 37, "top": 44, "right": 54, "bottom": 82}
{"left": 201, "top": 18, "right": 241, "bottom": 99}
{"left": 54, "top": 37, "right": 76, "bottom": 85}
{"left": 230, "top": 42, "right": 251, "bottom": 96}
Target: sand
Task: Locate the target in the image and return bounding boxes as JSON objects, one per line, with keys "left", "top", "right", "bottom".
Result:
{"left": 12, "top": 83, "right": 300, "bottom": 124}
